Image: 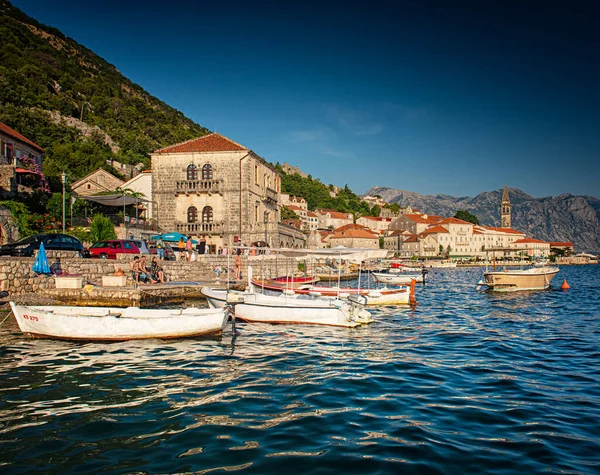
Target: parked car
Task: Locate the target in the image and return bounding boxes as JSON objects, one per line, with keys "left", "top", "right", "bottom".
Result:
{"left": 86, "top": 239, "right": 149, "bottom": 259}
{"left": 0, "top": 233, "right": 85, "bottom": 257}
{"left": 147, "top": 241, "right": 176, "bottom": 260}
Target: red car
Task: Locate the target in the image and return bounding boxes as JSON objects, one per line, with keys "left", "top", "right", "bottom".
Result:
{"left": 87, "top": 240, "right": 147, "bottom": 259}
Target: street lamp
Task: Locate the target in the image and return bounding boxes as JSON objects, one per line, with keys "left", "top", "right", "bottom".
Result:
{"left": 61, "top": 171, "right": 67, "bottom": 233}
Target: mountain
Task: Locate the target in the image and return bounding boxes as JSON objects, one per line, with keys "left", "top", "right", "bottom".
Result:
{"left": 0, "top": 0, "right": 209, "bottom": 181}
{"left": 367, "top": 186, "right": 600, "bottom": 254}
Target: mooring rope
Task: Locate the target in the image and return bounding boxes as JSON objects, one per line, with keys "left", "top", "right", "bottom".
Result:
{"left": 0, "top": 310, "right": 13, "bottom": 326}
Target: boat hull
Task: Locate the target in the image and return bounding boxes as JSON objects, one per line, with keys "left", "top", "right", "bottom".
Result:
{"left": 233, "top": 293, "right": 371, "bottom": 327}
{"left": 372, "top": 272, "right": 423, "bottom": 284}
{"left": 479, "top": 267, "right": 560, "bottom": 292}
{"left": 10, "top": 303, "right": 228, "bottom": 341}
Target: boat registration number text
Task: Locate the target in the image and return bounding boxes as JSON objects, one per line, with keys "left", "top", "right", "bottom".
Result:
{"left": 23, "top": 314, "right": 39, "bottom": 321}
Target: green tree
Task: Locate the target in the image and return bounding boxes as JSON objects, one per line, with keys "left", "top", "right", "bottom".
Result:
{"left": 0, "top": 200, "right": 33, "bottom": 236}
{"left": 454, "top": 210, "right": 480, "bottom": 225}
{"left": 90, "top": 214, "right": 116, "bottom": 241}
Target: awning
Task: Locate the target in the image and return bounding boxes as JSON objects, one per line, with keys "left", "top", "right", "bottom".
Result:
{"left": 73, "top": 193, "right": 150, "bottom": 206}
{"left": 15, "top": 168, "right": 41, "bottom": 175}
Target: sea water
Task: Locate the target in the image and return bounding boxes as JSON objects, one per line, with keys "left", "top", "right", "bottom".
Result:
{"left": 1, "top": 266, "right": 599, "bottom": 474}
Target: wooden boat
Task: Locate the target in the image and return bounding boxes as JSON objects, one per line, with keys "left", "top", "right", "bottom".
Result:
{"left": 232, "top": 292, "right": 373, "bottom": 328}
{"left": 425, "top": 260, "right": 457, "bottom": 268}
{"left": 477, "top": 266, "right": 560, "bottom": 292}
{"left": 288, "top": 283, "right": 416, "bottom": 305}
{"left": 9, "top": 302, "right": 228, "bottom": 341}
{"left": 372, "top": 271, "right": 424, "bottom": 284}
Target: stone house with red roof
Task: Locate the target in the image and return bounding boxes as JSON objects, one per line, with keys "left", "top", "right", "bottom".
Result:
{"left": 151, "top": 133, "right": 282, "bottom": 252}
{"left": 510, "top": 238, "right": 550, "bottom": 258}
{"left": 0, "top": 122, "right": 45, "bottom": 195}
{"left": 328, "top": 227, "right": 379, "bottom": 249}
{"left": 314, "top": 209, "right": 353, "bottom": 230}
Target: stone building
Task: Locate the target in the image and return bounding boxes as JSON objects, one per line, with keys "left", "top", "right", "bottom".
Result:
{"left": 328, "top": 227, "right": 380, "bottom": 249}
{"left": 71, "top": 168, "right": 125, "bottom": 196}
{"left": 151, "top": 133, "right": 281, "bottom": 252}
{"left": 0, "top": 122, "right": 45, "bottom": 196}
{"left": 314, "top": 209, "right": 353, "bottom": 230}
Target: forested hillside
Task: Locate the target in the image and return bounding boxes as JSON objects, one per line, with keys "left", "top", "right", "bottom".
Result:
{"left": 0, "top": 0, "right": 208, "bottom": 182}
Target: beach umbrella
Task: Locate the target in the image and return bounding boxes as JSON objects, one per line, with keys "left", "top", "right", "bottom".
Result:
{"left": 150, "top": 232, "right": 198, "bottom": 244}
{"left": 32, "top": 242, "right": 51, "bottom": 274}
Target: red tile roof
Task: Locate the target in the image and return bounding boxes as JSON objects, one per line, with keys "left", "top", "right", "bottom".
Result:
{"left": 438, "top": 217, "right": 472, "bottom": 225}
{"left": 285, "top": 204, "right": 305, "bottom": 212}
{"left": 330, "top": 228, "right": 379, "bottom": 240}
{"left": 315, "top": 209, "right": 352, "bottom": 220}
{"left": 483, "top": 226, "right": 525, "bottom": 235}
{"left": 0, "top": 122, "right": 44, "bottom": 152}
{"left": 549, "top": 242, "right": 573, "bottom": 247}
{"left": 154, "top": 133, "right": 247, "bottom": 153}
{"left": 334, "top": 223, "right": 370, "bottom": 233}
{"left": 421, "top": 225, "right": 450, "bottom": 234}
{"left": 403, "top": 213, "right": 434, "bottom": 224}
{"left": 306, "top": 211, "right": 318, "bottom": 218}
{"left": 512, "top": 238, "right": 548, "bottom": 244}
{"left": 403, "top": 234, "right": 419, "bottom": 243}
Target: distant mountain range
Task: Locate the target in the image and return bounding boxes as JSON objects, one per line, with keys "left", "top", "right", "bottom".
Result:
{"left": 366, "top": 186, "right": 600, "bottom": 254}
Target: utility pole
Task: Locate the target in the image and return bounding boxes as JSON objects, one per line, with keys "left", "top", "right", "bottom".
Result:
{"left": 61, "top": 172, "right": 67, "bottom": 233}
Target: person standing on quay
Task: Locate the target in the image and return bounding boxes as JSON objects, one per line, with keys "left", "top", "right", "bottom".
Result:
{"left": 186, "top": 236, "right": 193, "bottom": 261}
{"left": 177, "top": 238, "right": 185, "bottom": 261}
{"left": 234, "top": 249, "right": 242, "bottom": 281}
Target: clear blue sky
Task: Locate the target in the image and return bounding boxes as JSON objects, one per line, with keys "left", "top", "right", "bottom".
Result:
{"left": 12, "top": 0, "right": 600, "bottom": 198}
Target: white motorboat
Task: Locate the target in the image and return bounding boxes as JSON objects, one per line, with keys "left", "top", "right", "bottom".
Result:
{"left": 284, "top": 283, "right": 416, "bottom": 305}
{"left": 201, "top": 287, "right": 251, "bottom": 309}
{"left": 372, "top": 271, "right": 424, "bottom": 284}
{"left": 9, "top": 302, "right": 228, "bottom": 341}
{"left": 233, "top": 291, "right": 373, "bottom": 328}
{"left": 425, "top": 260, "right": 457, "bottom": 268}
{"left": 477, "top": 266, "right": 560, "bottom": 292}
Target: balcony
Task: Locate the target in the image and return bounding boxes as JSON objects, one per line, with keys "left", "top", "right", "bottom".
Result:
{"left": 175, "top": 221, "right": 224, "bottom": 235}
{"left": 175, "top": 179, "right": 223, "bottom": 195}
{"left": 262, "top": 187, "right": 278, "bottom": 204}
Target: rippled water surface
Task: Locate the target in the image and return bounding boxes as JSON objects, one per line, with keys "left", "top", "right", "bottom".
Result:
{"left": 1, "top": 266, "right": 599, "bottom": 474}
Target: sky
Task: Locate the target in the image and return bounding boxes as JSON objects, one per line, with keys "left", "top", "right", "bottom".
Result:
{"left": 11, "top": 0, "right": 600, "bottom": 198}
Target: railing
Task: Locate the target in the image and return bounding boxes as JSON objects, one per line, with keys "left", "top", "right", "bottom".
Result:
{"left": 176, "top": 221, "right": 224, "bottom": 234}
{"left": 175, "top": 179, "right": 222, "bottom": 194}
{"left": 71, "top": 215, "right": 157, "bottom": 231}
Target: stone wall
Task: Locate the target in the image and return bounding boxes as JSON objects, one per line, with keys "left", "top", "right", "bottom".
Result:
{"left": 0, "top": 253, "right": 309, "bottom": 295}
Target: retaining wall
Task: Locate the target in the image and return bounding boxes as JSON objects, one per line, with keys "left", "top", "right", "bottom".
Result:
{"left": 0, "top": 253, "right": 309, "bottom": 295}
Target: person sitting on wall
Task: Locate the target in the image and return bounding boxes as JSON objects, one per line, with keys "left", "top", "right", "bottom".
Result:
{"left": 149, "top": 256, "right": 165, "bottom": 283}
{"left": 138, "top": 255, "right": 157, "bottom": 284}
{"left": 50, "top": 258, "right": 63, "bottom": 275}
{"left": 130, "top": 256, "right": 141, "bottom": 283}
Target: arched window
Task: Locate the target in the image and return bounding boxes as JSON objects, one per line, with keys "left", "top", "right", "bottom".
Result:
{"left": 187, "top": 206, "right": 198, "bottom": 223}
{"left": 202, "top": 206, "right": 213, "bottom": 223}
{"left": 202, "top": 164, "right": 213, "bottom": 180}
{"left": 187, "top": 164, "right": 197, "bottom": 181}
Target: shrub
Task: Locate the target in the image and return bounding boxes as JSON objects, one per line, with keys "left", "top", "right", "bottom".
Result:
{"left": 90, "top": 214, "right": 116, "bottom": 242}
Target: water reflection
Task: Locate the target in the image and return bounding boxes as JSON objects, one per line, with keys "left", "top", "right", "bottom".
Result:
{"left": 0, "top": 266, "right": 599, "bottom": 473}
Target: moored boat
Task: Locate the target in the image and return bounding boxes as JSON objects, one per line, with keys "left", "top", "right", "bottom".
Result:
{"left": 477, "top": 266, "right": 560, "bottom": 292}
{"left": 372, "top": 271, "right": 424, "bottom": 284}
{"left": 232, "top": 291, "right": 373, "bottom": 327}
{"left": 288, "top": 283, "right": 416, "bottom": 305}
{"left": 10, "top": 302, "right": 228, "bottom": 341}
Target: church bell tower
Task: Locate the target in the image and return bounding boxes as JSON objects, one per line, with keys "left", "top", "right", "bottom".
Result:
{"left": 501, "top": 184, "right": 511, "bottom": 228}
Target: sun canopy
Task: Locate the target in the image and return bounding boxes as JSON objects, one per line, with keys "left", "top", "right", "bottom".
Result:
{"left": 73, "top": 193, "right": 149, "bottom": 207}
{"left": 276, "top": 247, "right": 393, "bottom": 263}
{"left": 150, "top": 232, "right": 198, "bottom": 244}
